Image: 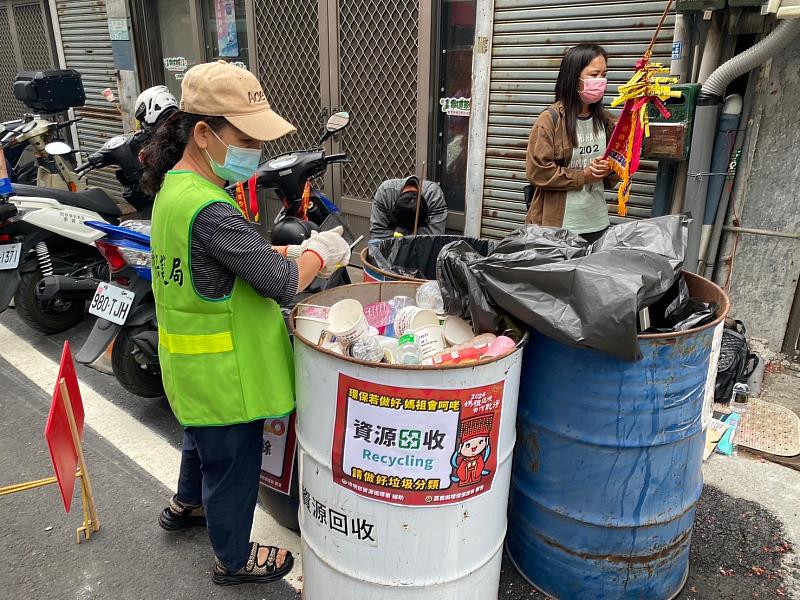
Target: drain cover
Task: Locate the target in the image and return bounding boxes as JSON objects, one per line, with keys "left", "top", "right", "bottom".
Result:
{"left": 716, "top": 399, "right": 800, "bottom": 457}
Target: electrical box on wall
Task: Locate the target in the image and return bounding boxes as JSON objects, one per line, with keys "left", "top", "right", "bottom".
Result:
{"left": 642, "top": 84, "right": 701, "bottom": 161}
{"left": 677, "top": 0, "right": 726, "bottom": 10}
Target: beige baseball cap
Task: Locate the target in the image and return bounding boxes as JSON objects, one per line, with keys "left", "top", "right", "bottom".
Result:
{"left": 180, "top": 60, "right": 296, "bottom": 141}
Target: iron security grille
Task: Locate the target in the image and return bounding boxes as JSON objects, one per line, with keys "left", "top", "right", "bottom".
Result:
{"left": 337, "top": 0, "right": 419, "bottom": 202}
{"left": 0, "top": 5, "right": 25, "bottom": 121}
{"left": 254, "top": 0, "right": 324, "bottom": 156}
{"left": 13, "top": 2, "right": 52, "bottom": 70}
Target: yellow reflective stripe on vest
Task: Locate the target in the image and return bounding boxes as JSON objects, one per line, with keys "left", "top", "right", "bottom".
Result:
{"left": 158, "top": 328, "right": 234, "bottom": 355}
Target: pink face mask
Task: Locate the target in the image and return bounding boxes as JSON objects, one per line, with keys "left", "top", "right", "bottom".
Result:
{"left": 579, "top": 78, "right": 607, "bottom": 104}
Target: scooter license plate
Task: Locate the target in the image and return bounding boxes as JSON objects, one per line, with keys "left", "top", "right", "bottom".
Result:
{"left": 89, "top": 282, "right": 135, "bottom": 325}
{"left": 0, "top": 243, "right": 21, "bottom": 270}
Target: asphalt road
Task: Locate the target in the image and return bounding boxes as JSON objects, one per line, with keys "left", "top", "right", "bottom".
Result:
{"left": 1, "top": 307, "right": 798, "bottom": 599}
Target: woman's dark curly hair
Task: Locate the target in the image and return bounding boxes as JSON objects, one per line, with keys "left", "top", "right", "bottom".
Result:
{"left": 141, "top": 111, "right": 228, "bottom": 195}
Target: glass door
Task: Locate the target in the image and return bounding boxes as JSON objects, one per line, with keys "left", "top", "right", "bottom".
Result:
{"left": 200, "top": 0, "right": 251, "bottom": 69}
{"left": 133, "top": 0, "right": 251, "bottom": 97}
{"left": 433, "top": 0, "right": 477, "bottom": 214}
{"left": 153, "top": 0, "right": 205, "bottom": 98}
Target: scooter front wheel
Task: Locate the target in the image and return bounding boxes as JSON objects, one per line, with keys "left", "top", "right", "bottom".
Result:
{"left": 111, "top": 325, "right": 165, "bottom": 398}
{"left": 14, "top": 269, "right": 85, "bottom": 334}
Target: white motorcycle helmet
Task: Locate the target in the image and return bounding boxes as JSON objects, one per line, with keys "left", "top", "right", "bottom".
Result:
{"left": 134, "top": 85, "right": 178, "bottom": 126}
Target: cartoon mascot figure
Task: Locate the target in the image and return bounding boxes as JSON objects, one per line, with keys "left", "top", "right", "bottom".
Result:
{"left": 450, "top": 415, "right": 493, "bottom": 487}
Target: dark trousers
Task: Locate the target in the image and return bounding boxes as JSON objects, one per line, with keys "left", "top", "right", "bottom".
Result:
{"left": 580, "top": 227, "right": 610, "bottom": 244}
{"left": 176, "top": 419, "right": 265, "bottom": 573}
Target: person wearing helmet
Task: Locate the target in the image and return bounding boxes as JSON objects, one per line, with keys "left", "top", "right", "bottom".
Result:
{"left": 110, "top": 86, "right": 180, "bottom": 216}
{"left": 134, "top": 85, "right": 179, "bottom": 129}
{"left": 141, "top": 61, "right": 350, "bottom": 586}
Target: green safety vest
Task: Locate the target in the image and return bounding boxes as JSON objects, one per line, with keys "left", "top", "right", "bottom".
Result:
{"left": 150, "top": 171, "right": 294, "bottom": 427}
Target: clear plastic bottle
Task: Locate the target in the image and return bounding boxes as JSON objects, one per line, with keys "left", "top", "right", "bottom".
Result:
{"left": 729, "top": 383, "right": 751, "bottom": 414}
{"left": 351, "top": 335, "right": 385, "bottom": 363}
{"left": 416, "top": 281, "right": 445, "bottom": 313}
{"left": 397, "top": 332, "right": 422, "bottom": 365}
{"left": 385, "top": 296, "right": 416, "bottom": 338}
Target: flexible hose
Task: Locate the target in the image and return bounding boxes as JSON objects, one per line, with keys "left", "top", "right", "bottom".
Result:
{"left": 703, "top": 19, "right": 800, "bottom": 97}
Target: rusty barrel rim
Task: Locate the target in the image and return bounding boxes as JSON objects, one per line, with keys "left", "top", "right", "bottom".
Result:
{"left": 359, "top": 247, "right": 427, "bottom": 282}
{"left": 639, "top": 271, "right": 730, "bottom": 341}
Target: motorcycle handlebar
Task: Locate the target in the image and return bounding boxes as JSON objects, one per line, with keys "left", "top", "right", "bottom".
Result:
{"left": 74, "top": 161, "right": 94, "bottom": 175}
{"left": 325, "top": 153, "right": 348, "bottom": 163}
{"left": 56, "top": 117, "right": 83, "bottom": 130}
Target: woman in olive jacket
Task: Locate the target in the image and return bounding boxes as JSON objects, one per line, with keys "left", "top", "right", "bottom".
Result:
{"left": 525, "top": 44, "right": 619, "bottom": 243}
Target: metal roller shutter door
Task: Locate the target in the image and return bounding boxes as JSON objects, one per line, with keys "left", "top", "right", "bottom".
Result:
{"left": 55, "top": 0, "right": 124, "bottom": 198}
{"left": 481, "top": 0, "right": 674, "bottom": 239}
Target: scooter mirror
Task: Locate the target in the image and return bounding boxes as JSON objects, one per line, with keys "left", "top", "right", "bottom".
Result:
{"left": 45, "top": 141, "right": 74, "bottom": 156}
{"left": 326, "top": 111, "right": 350, "bottom": 134}
{"left": 319, "top": 111, "right": 350, "bottom": 145}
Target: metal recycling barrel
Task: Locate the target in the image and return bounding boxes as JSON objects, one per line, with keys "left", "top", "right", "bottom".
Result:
{"left": 506, "top": 272, "right": 729, "bottom": 600}
{"left": 291, "top": 282, "right": 526, "bottom": 600}
{"left": 360, "top": 247, "right": 423, "bottom": 283}
{"left": 361, "top": 236, "right": 496, "bottom": 283}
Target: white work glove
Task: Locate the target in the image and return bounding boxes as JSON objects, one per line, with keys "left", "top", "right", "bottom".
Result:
{"left": 303, "top": 227, "right": 350, "bottom": 277}
{"left": 285, "top": 242, "right": 306, "bottom": 261}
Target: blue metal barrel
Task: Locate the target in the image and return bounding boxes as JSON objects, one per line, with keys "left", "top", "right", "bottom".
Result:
{"left": 506, "top": 272, "right": 729, "bottom": 600}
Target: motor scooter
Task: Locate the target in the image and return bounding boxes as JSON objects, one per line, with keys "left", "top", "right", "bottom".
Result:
{"left": 0, "top": 115, "right": 85, "bottom": 189}
{"left": 0, "top": 127, "right": 149, "bottom": 333}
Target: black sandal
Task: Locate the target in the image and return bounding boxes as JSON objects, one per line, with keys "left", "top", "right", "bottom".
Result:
{"left": 158, "top": 495, "right": 206, "bottom": 531}
{"left": 212, "top": 542, "right": 294, "bottom": 586}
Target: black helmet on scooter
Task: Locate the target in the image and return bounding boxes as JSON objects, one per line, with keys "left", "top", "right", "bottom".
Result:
{"left": 271, "top": 217, "right": 319, "bottom": 246}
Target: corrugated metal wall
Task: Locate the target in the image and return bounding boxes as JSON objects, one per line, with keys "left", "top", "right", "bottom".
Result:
{"left": 53, "top": 0, "right": 124, "bottom": 197}
{"left": 481, "top": 0, "right": 675, "bottom": 239}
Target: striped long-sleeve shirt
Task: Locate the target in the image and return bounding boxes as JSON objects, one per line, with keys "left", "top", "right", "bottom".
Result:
{"left": 190, "top": 202, "right": 298, "bottom": 305}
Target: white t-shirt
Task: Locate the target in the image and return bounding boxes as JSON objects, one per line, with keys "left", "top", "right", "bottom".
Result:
{"left": 562, "top": 117, "right": 610, "bottom": 234}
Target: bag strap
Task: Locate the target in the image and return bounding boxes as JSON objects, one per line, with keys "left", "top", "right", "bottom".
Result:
{"left": 733, "top": 319, "right": 746, "bottom": 336}
{"left": 742, "top": 354, "right": 760, "bottom": 380}
{"left": 546, "top": 105, "right": 560, "bottom": 129}
{"left": 523, "top": 105, "right": 562, "bottom": 209}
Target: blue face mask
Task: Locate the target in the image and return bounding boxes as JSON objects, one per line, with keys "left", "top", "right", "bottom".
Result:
{"left": 205, "top": 129, "right": 262, "bottom": 183}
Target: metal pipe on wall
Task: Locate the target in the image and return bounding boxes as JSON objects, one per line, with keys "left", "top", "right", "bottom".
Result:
{"left": 698, "top": 13, "right": 725, "bottom": 84}
{"left": 671, "top": 14, "right": 692, "bottom": 83}
{"left": 721, "top": 226, "right": 800, "bottom": 240}
{"left": 683, "top": 19, "right": 800, "bottom": 272}
{"left": 702, "top": 70, "right": 759, "bottom": 279}
{"left": 652, "top": 162, "right": 677, "bottom": 217}
{"left": 698, "top": 94, "right": 742, "bottom": 267}
{"left": 668, "top": 13, "right": 699, "bottom": 215}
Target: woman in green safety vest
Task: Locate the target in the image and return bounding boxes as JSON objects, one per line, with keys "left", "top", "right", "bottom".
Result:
{"left": 140, "top": 60, "right": 350, "bottom": 586}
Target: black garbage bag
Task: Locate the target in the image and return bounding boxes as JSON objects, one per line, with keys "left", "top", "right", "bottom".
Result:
{"left": 437, "top": 240, "right": 500, "bottom": 333}
{"left": 593, "top": 215, "right": 686, "bottom": 271}
{"left": 645, "top": 275, "right": 719, "bottom": 333}
{"left": 437, "top": 215, "right": 689, "bottom": 361}
{"left": 368, "top": 235, "right": 495, "bottom": 280}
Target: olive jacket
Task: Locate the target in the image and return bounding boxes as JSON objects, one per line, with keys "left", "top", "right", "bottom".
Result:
{"left": 524, "top": 101, "right": 618, "bottom": 227}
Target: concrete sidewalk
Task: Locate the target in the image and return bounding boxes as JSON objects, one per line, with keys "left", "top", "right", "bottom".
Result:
{"left": 0, "top": 358, "right": 299, "bottom": 600}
